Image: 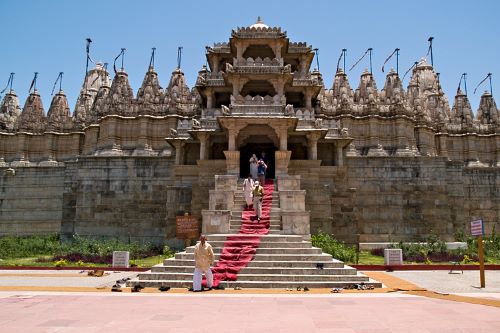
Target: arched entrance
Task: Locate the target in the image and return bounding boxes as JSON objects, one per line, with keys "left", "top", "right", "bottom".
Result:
{"left": 240, "top": 143, "right": 276, "bottom": 179}
{"left": 237, "top": 124, "right": 278, "bottom": 179}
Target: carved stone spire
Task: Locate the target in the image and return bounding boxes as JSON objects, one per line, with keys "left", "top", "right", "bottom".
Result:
{"left": 136, "top": 65, "right": 162, "bottom": 115}
{"left": 73, "top": 63, "right": 110, "bottom": 126}
{"left": 0, "top": 90, "right": 22, "bottom": 132}
{"left": 17, "top": 90, "right": 46, "bottom": 133}
{"left": 99, "top": 70, "right": 134, "bottom": 117}
{"left": 380, "top": 68, "right": 405, "bottom": 104}
{"left": 354, "top": 69, "right": 378, "bottom": 106}
{"left": 476, "top": 91, "right": 499, "bottom": 126}
{"left": 408, "top": 59, "right": 450, "bottom": 127}
{"left": 164, "top": 68, "right": 195, "bottom": 115}
{"left": 450, "top": 89, "right": 473, "bottom": 125}
{"left": 47, "top": 90, "right": 71, "bottom": 131}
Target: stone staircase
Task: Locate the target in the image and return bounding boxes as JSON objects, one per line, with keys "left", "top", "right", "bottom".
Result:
{"left": 128, "top": 176, "right": 382, "bottom": 290}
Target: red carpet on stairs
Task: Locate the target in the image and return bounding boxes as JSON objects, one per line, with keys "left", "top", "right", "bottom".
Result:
{"left": 204, "top": 179, "right": 274, "bottom": 287}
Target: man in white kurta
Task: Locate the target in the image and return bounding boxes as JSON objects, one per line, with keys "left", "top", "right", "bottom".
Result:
{"left": 193, "top": 234, "right": 214, "bottom": 291}
{"left": 242, "top": 175, "right": 254, "bottom": 209}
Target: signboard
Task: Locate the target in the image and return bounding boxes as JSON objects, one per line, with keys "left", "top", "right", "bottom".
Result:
{"left": 470, "top": 219, "right": 484, "bottom": 236}
{"left": 384, "top": 249, "right": 403, "bottom": 265}
{"left": 112, "top": 251, "right": 130, "bottom": 268}
{"left": 176, "top": 215, "right": 199, "bottom": 239}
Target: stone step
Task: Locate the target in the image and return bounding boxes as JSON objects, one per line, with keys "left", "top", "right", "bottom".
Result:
{"left": 228, "top": 229, "right": 283, "bottom": 234}
{"left": 127, "top": 279, "right": 382, "bottom": 289}
{"left": 163, "top": 259, "right": 345, "bottom": 268}
{"left": 151, "top": 265, "right": 357, "bottom": 275}
{"left": 136, "top": 272, "right": 370, "bottom": 282}
{"left": 205, "top": 240, "right": 312, "bottom": 248}
{"left": 174, "top": 252, "right": 333, "bottom": 262}
{"left": 206, "top": 234, "right": 305, "bottom": 242}
{"left": 230, "top": 226, "right": 282, "bottom": 231}
{"left": 184, "top": 246, "right": 323, "bottom": 255}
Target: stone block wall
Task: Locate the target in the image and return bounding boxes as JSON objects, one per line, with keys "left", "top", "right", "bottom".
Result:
{"left": 62, "top": 156, "right": 176, "bottom": 245}
{"left": 0, "top": 166, "right": 66, "bottom": 235}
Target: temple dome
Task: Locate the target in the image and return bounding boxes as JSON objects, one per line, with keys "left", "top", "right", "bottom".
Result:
{"left": 250, "top": 17, "right": 269, "bottom": 29}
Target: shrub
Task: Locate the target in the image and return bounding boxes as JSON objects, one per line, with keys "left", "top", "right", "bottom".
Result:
{"left": 311, "top": 232, "right": 356, "bottom": 263}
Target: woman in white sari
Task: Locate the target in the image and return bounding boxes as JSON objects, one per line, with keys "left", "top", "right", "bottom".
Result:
{"left": 249, "top": 154, "right": 258, "bottom": 180}
{"left": 242, "top": 174, "right": 254, "bottom": 209}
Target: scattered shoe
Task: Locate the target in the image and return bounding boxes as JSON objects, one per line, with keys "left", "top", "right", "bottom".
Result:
{"left": 206, "top": 287, "right": 213, "bottom": 291}
{"left": 131, "top": 285, "right": 144, "bottom": 293}
{"left": 188, "top": 287, "right": 194, "bottom": 292}
{"left": 111, "top": 284, "right": 122, "bottom": 292}
{"left": 158, "top": 286, "right": 170, "bottom": 292}
{"left": 215, "top": 285, "right": 225, "bottom": 290}
{"left": 296, "top": 287, "right": 302, "bottom": 291}
{"left": 234, "top": 286, "right": 242, "bottom": 290}
{"left": 331, "top": 288, "right": 343, "bottom": 293}
{"left": 316, "top": 263, "right": 324, "bottom": 270}
{"left": 303, "top": 287, "right": 309, "bottom": 292}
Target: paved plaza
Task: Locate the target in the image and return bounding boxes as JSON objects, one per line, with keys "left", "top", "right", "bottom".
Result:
{"left": 0, "top": 269, "right": 499, "bottom": 332}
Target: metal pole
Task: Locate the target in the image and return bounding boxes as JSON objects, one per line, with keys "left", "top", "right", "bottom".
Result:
{"left": 343, "top": 49, "right": 346, "bottom": 72}
{"left": 368, "top": 48, "right": 373, "bottom": 75}
{"left": 396, "top": 48, "right": 400, "bottom": 76}
{"left": 488, "top": 73, "right": 493, "bottom": 95}
{"left": 478, "top": 235, "right": 485, "bottom": 288}
{"left": 463, "top": 73, "right": 467, "bottom": 95}
{"left": 428, "top": 37, "right": 434, "bottom": 67}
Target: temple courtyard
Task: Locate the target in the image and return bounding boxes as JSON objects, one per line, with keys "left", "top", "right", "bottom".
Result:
{"left": 0, "top": 269, "right": 499, "bottom": 332}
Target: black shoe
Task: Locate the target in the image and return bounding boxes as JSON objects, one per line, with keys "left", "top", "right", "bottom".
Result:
{"left": 159, "top": 286, "right": 170, "bottom": 292}
{"left": 206, "top": 287, "right": 213, "bottom": 291}
{"left": 131, "top": 285, "right": 142, "bottom": 292}
{"left": 188, "top": 287, "right": 194, "bottom": 292}
{"left": 296, "top": 287, "right": 301, "bottom": 291}
{"left": 316, "top": 263, "right": 324, "bottom": 270}
{"left": 303, "top": 287, "right": 309, "bottom": 292}
{"left": 215, "top": 285, "right": 225, "bottom": 290}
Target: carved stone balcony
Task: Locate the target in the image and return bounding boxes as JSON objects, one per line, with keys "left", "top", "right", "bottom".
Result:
{"left": 227, "top": 57, "right": 291, "bottom": 75}
{"left": 288, "top": 42, "right": 312, "bottom": 54}
{"left": 195, "top": 72, "right": 225, "bottom": 87}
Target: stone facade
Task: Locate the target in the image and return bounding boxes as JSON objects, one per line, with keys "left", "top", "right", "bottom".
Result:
{"left": 0, "top": 19, "right": 498, "bottom": 244}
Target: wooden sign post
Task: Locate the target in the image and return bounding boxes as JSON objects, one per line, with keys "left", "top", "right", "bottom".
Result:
{"left": 470, "top": 219, "right": 485, "bottom": 288}
{"left": 176, "top": 213, "right": 199, "bottom": 246}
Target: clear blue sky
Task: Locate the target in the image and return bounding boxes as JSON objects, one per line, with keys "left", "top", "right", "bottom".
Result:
{"left": 0, "top": 0, "right": 498, "bottom": 113}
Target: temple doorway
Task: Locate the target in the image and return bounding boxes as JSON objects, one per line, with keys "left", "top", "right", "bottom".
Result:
{"left": 240, "top": 143, "right": 276, "bottom": 179}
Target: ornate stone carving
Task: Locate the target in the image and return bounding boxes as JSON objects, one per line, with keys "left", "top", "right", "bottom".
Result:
{"left": 0, "top": 90, "right": 22, "bottom": 132}
{"left": 17, "top": 91, "right": 46, "bottom": 133}
{"left": 136, "top": 66, "right": 163, "bottom": 115}
{"left": 99, "top": 71, "right": 134, "bottom": 117}
{"left": 47, "top": 91, "right": 72, "bottom": 132}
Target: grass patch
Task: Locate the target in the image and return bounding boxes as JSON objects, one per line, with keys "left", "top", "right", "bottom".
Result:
{"left": 312, "top": 232, "right": 356, "bottom": 263}
{"left": 0, "top": 234, "right": 175, "bottom": 267}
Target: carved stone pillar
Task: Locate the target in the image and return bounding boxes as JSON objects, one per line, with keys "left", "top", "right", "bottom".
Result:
{"left": 278, "top": 126, "right": 288, "bottom": 151}
{"left": 172, "top": 141, "right": 185, "bottom": 165}
{"left": 228, "top": 127, "right": 237, "bottom": 151}
{"left": 305, "top": 89, "right": 313, "bottom": 110}
{"left": 223, "top": 150, "right": 240, "bottom": 175}
{"left": 196, "top": 132, "right": 210, "bottom": 160}
{"left": 307, "top": 132, "right": 321, "bottom": 160}
{"left": 275, "top": 150, "right": 291, "bottom": 177}
{"left": 336, "top": 146, "right": 344, "bottom": 166}
{"left": 206, "top": 88, "right": 214, "bottom": 109}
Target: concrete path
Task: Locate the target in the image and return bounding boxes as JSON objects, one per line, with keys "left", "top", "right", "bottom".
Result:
{"left": 0, "top": 269, "right": 499, "bottom": 332}
{"left": 0, "top": 291, "right": 499, "bottom": 333}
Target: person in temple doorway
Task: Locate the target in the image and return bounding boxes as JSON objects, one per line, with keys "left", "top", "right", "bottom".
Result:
{"left": 257, "top": 159, "right": 267, "bottom": 186}
{"left": 260, "top": 151, "right": 269, "bottom": 181}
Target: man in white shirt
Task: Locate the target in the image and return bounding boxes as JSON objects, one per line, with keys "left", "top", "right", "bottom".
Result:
{"left": 193, "top": 234, "right": 214, "bottom": 291}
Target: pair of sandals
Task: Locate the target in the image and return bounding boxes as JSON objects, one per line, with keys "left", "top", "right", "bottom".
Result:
{"left": 285, "top": 287, "right": 309, "bottom": 291}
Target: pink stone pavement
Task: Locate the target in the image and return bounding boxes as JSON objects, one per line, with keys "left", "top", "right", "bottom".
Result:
{"left": 0, "top": 292, "right": 499, "bottom": 333}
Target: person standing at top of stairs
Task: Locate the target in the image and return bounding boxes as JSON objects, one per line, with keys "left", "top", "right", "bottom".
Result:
{"left": 252, "top": 181, "right": 264, "bottom": 221}
{"left": 257, "top": 159, "right": 267, "bottom": 185}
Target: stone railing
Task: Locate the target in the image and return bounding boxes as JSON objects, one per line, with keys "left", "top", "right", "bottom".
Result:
{"left": 232, "top": 27, "right": 285, "bottom": 39}
{"left": 207, "top": 43, "right": 231, "bottom": 53}
{"left": 288, "top": 42, "right": 311, "bottom": 54}
{"left": 229, "top": 104, "right": 284, "bottom": 116}
{"left": 292, "top": 74, "right": 323, "bottom": 86}
{"left": 195, "top": 72, "right": 225, "bottom": 87}
{"left": 232, "top": 94, "right": 283, "bottom": 106}
{"left": 227, "top": 59, "right": 290, "bottom": 74}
